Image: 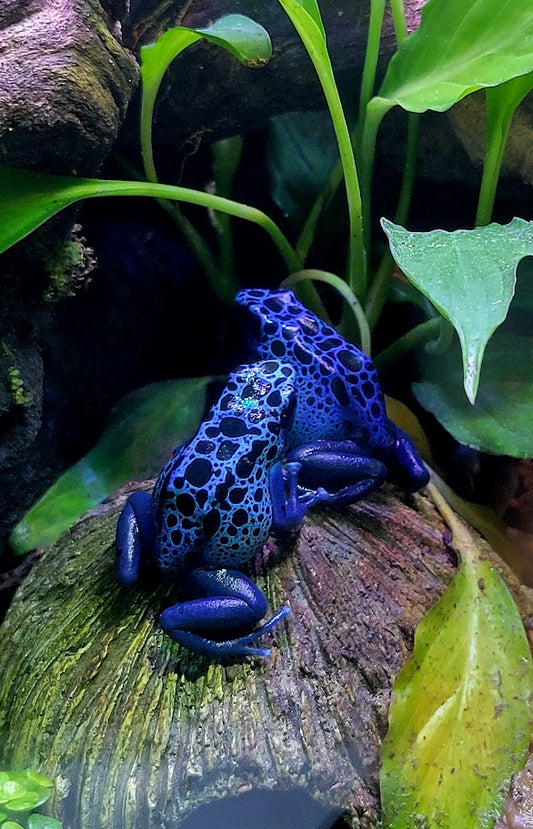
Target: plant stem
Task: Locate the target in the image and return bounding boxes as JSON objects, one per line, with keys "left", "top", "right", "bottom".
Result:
{"left": 84, "top": 179, "right": 304, "bottom": 276}
{"left": 283, "top": 269, "right": 372, "bottom": 354}
{"left": 374, "top": 317, "right": 441, "bottom": 371}
{"left": 475, "top": 112, "right": 509, "bottom": 227}
{"left": 359, "top": 97, "right": 393, "bottom": 254}
{"left": 356, "top": 0, "right": 386, "bottom": 153}
{"left": 389, "top": 0, "right": 408, "bottom": 42}
{"left": 365, "top": 112, "right": 420, "bottom": 328}
{"left": 277, "top": 1, "right": 366, "bottom": 298}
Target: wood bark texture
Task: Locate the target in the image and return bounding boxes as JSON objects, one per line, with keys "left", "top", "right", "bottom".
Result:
{"left": 0, "top": 486, "right": 458, "bottom": 828}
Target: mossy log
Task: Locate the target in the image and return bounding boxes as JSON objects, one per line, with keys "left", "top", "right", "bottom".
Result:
{"left": 1, "top": 486, "right": 530, "bottom": 827}
{"left": 0, "top": 486, "right": 457, "bottom": 828}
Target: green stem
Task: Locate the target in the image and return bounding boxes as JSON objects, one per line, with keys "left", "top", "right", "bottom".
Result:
{"left": 82, "top": 179, "right": 303, "bottom": 276}
{"left": 356, "top": 0, "right": 386, "bottom": 153}
{"left": 283, "top": 269, "right": 372, "bottom": 354}
{"left": 278, "top": 1, "right": 366, "bottom": 298}
{"left": 389, "top": 0, "right": 408, "bottom": 42}
{"left": 475, "top": 112, "right": 509, "bottom": 227}
{"left": 115, "top": 156, "right": 235, "bottom": 302}
{"left": 374, "top": 317, "right": 441, "bottom": 371}
{"left": 360, "top": 96, "right": 393, "bottom": 254}
{"left": 365, "top": 111, "right": 420, "bottom": 328}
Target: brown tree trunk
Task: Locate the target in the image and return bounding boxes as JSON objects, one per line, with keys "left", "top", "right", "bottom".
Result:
{"left": 0, "top": 486, "right": 486, "bottom": 827}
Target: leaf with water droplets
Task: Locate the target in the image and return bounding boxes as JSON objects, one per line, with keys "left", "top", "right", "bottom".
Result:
{"left": 382, "top": 218, "right": 533, "bottom": 402}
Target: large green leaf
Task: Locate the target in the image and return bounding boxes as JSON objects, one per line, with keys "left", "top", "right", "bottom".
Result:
{"left": 376, "top": 0, "right": 533, "bottom": 113}
{"left": 413, "top": 328, "right": 533, "bottom": 457}
{"left": 0, "top": 165, "right": 300, "bottom": 273}
{"left": 381, "top": 485, "right": 533, "bottom": 828}
{"left": 9, "top": 378, "right": 209, "bottom": 555}
{"left": 140, "top": 15, "right": 272, "bottom": 180}
{"left": 382, "top": 218, "right": 533, "bottom": 403}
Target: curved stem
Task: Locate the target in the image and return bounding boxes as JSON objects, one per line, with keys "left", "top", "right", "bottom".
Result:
{"left": 365, "top": 111, "right": 420, "bottom": 329}
{"left": 282, "top": 269, "right": 372, "bottom": 354}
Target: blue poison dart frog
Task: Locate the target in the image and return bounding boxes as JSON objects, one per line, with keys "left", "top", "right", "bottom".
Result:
{"left": 235, "top": 288, "right": 429, "bottom": 506}
{"left": 116, "top": 360, "right": 314, "bottom": 659}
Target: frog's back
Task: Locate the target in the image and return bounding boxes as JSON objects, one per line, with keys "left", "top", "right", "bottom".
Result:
{"left": 153, "top": 360, "right": 296, "bottom": 574}
{"left": 237, "top": 289, "right": 393, "bottom": 450}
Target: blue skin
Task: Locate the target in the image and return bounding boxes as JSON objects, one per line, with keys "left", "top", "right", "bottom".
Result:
{"left": 117, "top": 290, "right": 429, "bottom": 660}
{"left": 116, "top": 360, "right": 311, "bottom": 659}
{"left": 235, "top": 288, "right": 429, "bottom": 506}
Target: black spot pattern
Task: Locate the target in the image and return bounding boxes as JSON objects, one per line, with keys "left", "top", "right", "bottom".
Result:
{"left": 235, "top": 287, "right": 392, "bottom": 450}
{"left": 152, "top": 359, "right": 296, "bottom": 574}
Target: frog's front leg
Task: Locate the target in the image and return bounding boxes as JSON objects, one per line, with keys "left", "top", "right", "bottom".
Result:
{"left": 159, "top": 568, "right": 291, "bottom": 658}
{"left": 269, "top": 460, "right": 310, "bottom": 535}
{"left": 116, "top": 491, "right": 156, "bottom": 586}
{"left": 287, "top": 440, "right": 387, "bottom": 508}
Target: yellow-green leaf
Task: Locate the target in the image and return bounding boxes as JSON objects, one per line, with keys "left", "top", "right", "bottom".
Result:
{"left": 381, "top": 485, "right": 533, "bottom": 828}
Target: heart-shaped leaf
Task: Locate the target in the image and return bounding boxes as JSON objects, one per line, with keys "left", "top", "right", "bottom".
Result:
{"left": 381, "top": 486, "right": 533, "bottom": 828}
{"left": 382, "top": 217, "right": 533, "bottom": 402}
{"left": 376, "top": 0, "right": 533, "bottom": 113}
{"left": 9, "top": 378, "right": 209, "bottom": 554}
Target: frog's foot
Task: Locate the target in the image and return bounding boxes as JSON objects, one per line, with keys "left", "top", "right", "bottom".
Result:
{"left": 287, "top": 440, "right": 387, "bottom": 507}
{"left": 269, "top": 460, "right": 309, "bottom": 535}
{"left": 387, "top": 423, "right": 430, "bottom": 492}
{"left": 159, "top": 567, "right": 291, "bottom": 659}
{"left": 116, "top": 491, "right": 156, "bottom": 586}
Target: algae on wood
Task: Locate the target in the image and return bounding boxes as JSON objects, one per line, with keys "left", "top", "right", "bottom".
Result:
{"left": 0, "top": 486, "right": 458, "bottom": 827}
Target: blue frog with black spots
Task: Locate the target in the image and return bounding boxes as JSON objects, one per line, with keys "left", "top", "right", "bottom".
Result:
{"left": 236, "top": 287, "right": 429, "bottom": 506}
{"left": 116, "top": 359, "right": 310, "bottom": 659}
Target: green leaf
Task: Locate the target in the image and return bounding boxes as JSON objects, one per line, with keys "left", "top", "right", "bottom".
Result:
{"left": 476, "top": 73, "right": 533, "bottom": 225}
{"left": 413, "top": 328, "right": 533, "bottom": 457}
{"left": 9, "top": 378, "right": 209, "bottom": 555}
{"left": 1, "top": 822, "right": 25, "bottom": 829}
{"left": 381, "top": 487, "right": 533, "bottom": 828}
{"left": 140, "top": 15, "right": 271, "bottom": 180}
{"left": 267, "top": 111, "right": 338, "bottom": 225}
{"left": 0, "top": 781, "right": 24, "bottom": 806}
{"left": 4, "top": 791, "right": 42, "bottom": 812}
{"left": 27, "top": 815, "right": 63, "bottom": 829}
{"left": 376, "top": 0, "right": 533, "bottom": 113}
{"left": 382, "top": 217, "right": 533, "bottom": 402}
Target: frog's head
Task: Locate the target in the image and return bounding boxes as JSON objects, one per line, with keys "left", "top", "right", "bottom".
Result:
{"left": 222, "top": 359, "right": 297, "bottom": 440}
{"left": 235, "top": 288, "right": 301, "bottom": 339}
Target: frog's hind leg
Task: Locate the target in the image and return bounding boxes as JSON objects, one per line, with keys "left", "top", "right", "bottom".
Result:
{"left": 159, "top": 568, "right": 291, "bottom": 658}
{"left": 287, "top": 440, "right": 387, "bottom": 507}
{"left": 116, "top": 490, "right": 156, "bottom": 586}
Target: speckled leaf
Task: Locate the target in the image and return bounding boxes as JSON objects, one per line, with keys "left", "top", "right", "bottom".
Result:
{"left": 381, "top": 492, "right": 533, "bottom": 828}
{"left": 9, "top": 378, "right": 209, "bottom": 555}
{"left": 382, "top": 218, "right": 533, "bottom": 402}
{"left": 413, "top": 329, "right": 533, "bottom": 457}
{"left": 376, "top": 0, "right": 533, "bottom": 113}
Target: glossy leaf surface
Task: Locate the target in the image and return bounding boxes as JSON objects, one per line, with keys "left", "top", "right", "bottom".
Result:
{"left": 377, "top": 0, "right": 533, "bottom": 113}
{"left": 381, "top": 488, "right": 533, "bottom": 828}
{"left": 382, "top": 217, "right": 533, "bottom": 402}
{"left": 9, "top": 378, "right": 209, "bottom": 554}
